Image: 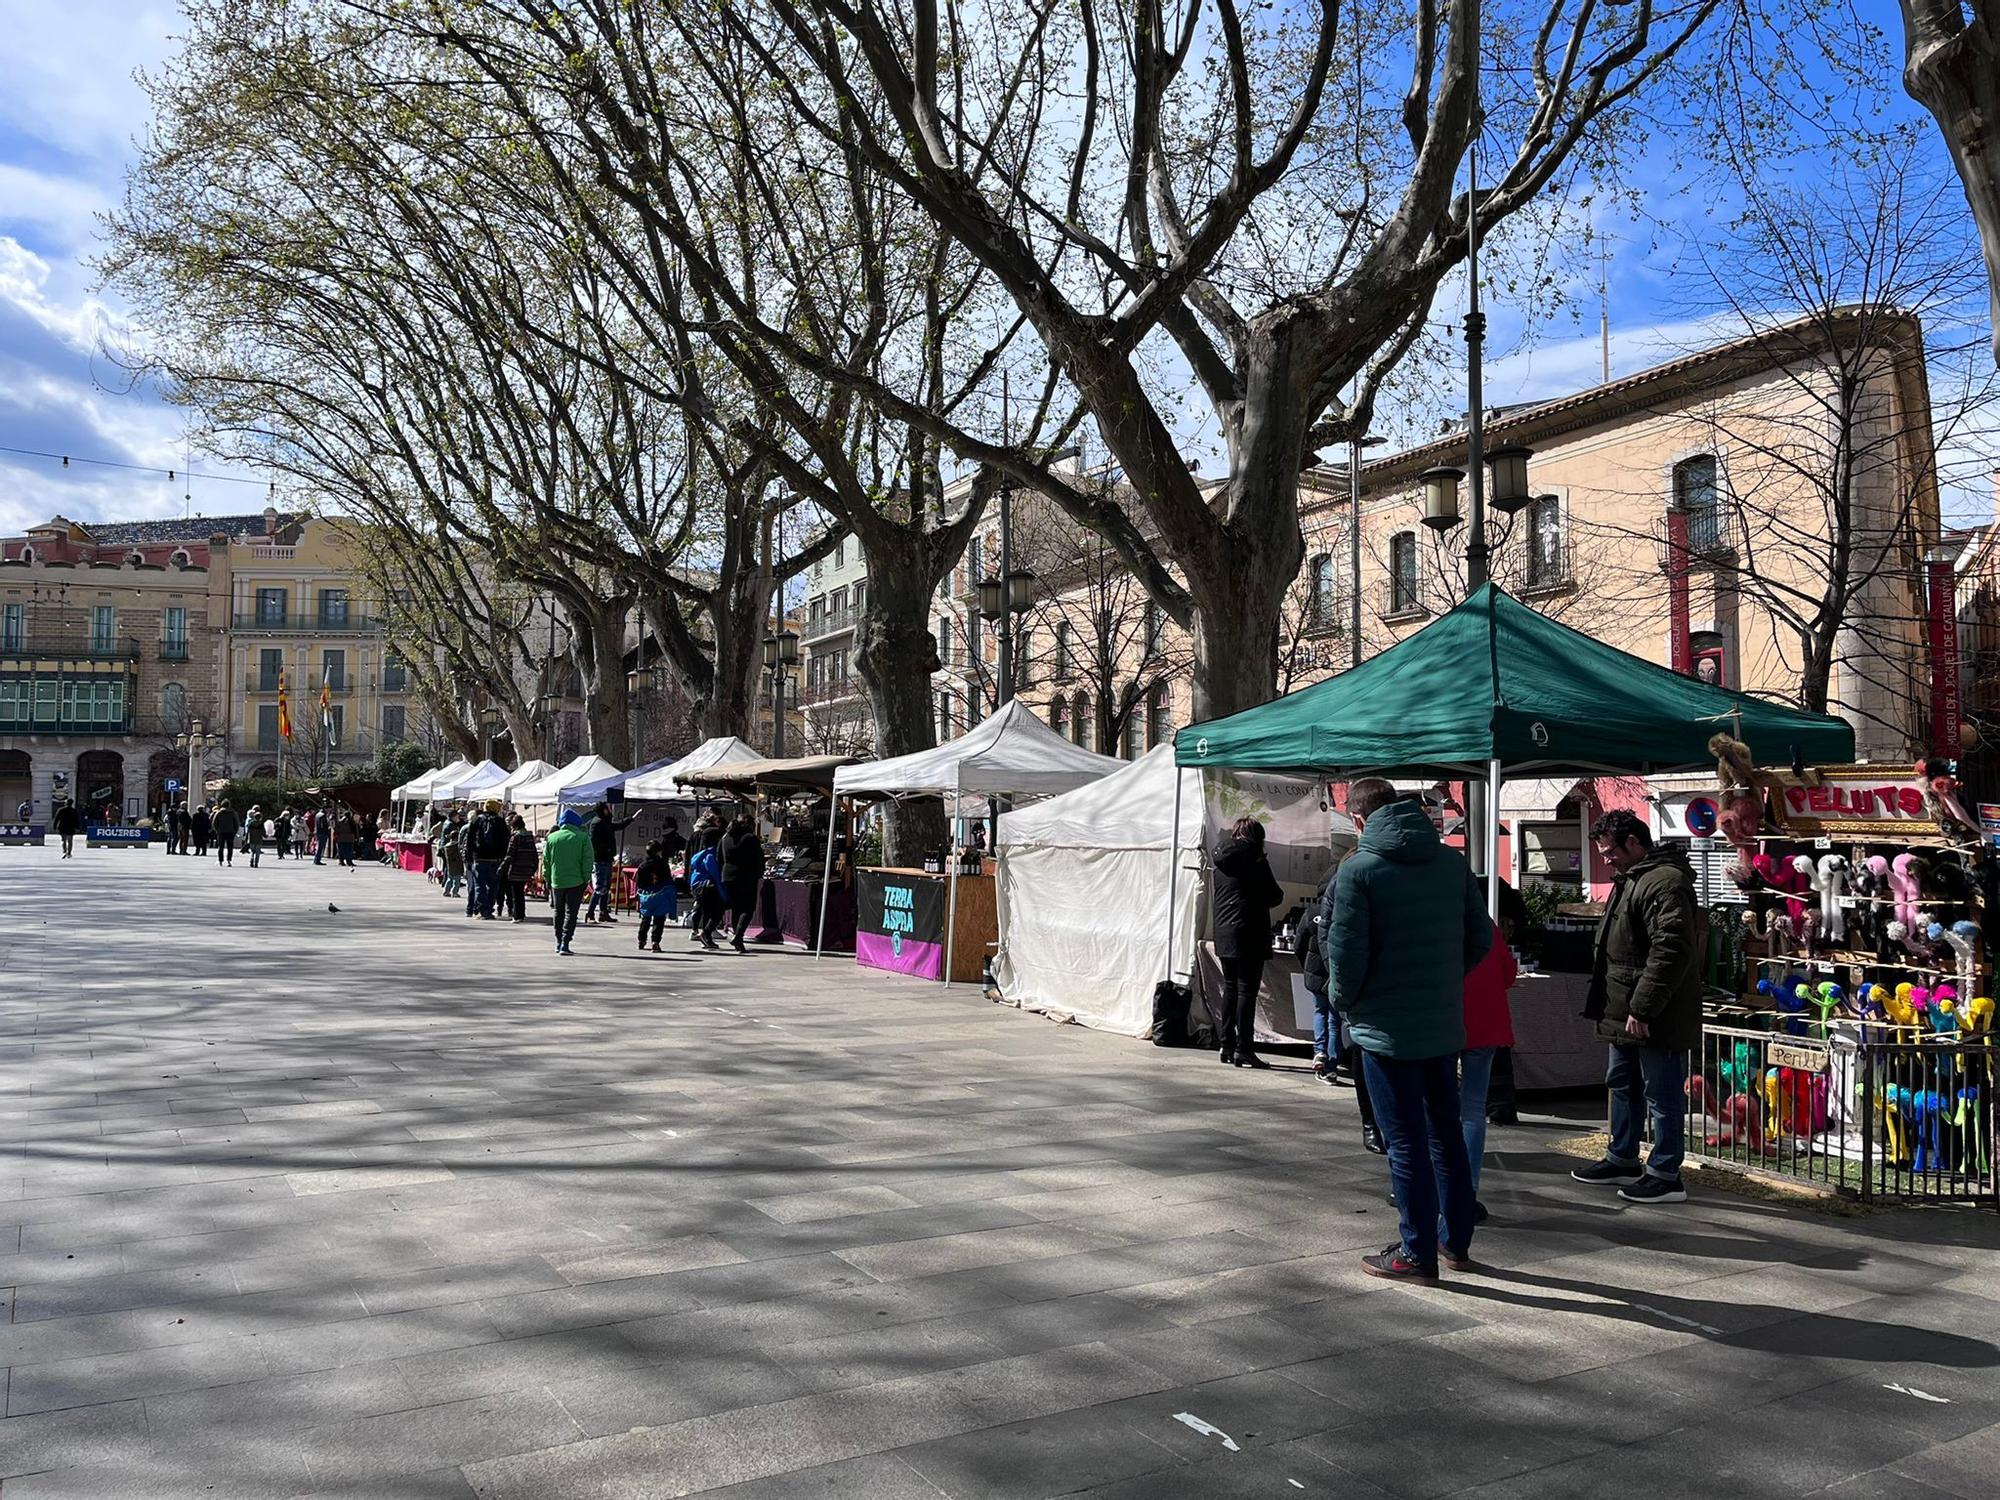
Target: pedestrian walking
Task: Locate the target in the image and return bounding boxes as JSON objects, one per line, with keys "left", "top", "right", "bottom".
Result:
{"left": 52, "top": 799, "right": 79, "bottom": 858}
{"left": 164, "top": 801, "right": 183, "bottom": 854}
{"left": 503, "top": 814, "right": 537, "bottom": 923}
{"left": 190, "top": 802, "right": 211, "bottom": 858}
{"left": 211, "top": 802, "right": 240, "bottom": 866}
{"left": 541, "top": 807, "right": 592, "bottom": 955}
{"left": 246, "top": 807, "right": 266, "bottom": 867}
{"left": 1327, "top": 778, "right": 1491, "bottom": 1283}
{"left": 436, "top": 811, "right": 466, "bottom": 898}
{"left": 718, "top": 816, "right": 765, "bottom": 952}
{"left": 660, "top": 816, "right": 687, "bottom": 926}
{"left": 333, "top": 807, "right": 357, "bottom": 868}
{"left": 273, "top": 808, "right": 291, "bottom": 859}
{"left": 311, "top": 805, "right": 330, "bottom": 865}
{"left": 466, "top": 800, "right": 509, "bottom": 920}
{"left": 1211, "top": 817, "right": 1285, "bottom": 1068}
{"left": 633, "top": 841, "right": 678, "bottom": 951}
{"left": 1572, "top": 810, "right": 1702, "bottom": 1205}
{"left": 689, "top": 837, "right": 722, "bottom": 950}
{"left": 584, "top": 801, "right": 638, "bottom": 924}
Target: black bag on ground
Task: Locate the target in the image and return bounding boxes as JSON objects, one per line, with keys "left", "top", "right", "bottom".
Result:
{"left": 1149, "top": 980, "right": 1193, "bottom": 1046}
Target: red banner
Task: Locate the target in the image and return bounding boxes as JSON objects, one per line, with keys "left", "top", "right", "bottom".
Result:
{"left": 1929, "top": 558, "right": 1961, "bottom": 756}
{"left": 1665, "top": 508, "right": 1692, "bottom": 674}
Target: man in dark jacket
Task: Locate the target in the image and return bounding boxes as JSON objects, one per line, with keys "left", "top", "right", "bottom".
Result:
{"left": 53, "top": 799, "right": 80, "bottom": 858}
{"left": 466, "top": 800, "right": 511, "bottom": 920}
{"left": 190, "top": 801, "right": 212, "bottom": 858}
{"left": 1573, "top": 810, "right": 1702, "bottom": 1204}
{"left": 211, "top": 803, "right": 240, "bottom": 865}
{"left": 718, "top": 817, "right": 766, "bottom": 952}
{"left": 1327, "top": 778, "right": 1491, "bottom": 1282}
{"left": 584, "top": 801, "right": 638, "bottom": 924}
{"left": 1213, "top": 819, "right": 1284, "bottom": 1068}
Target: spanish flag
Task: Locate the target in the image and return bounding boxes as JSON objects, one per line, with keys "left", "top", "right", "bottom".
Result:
{"left": 318, "top": 677, "right": 331, "bottom": 723}
{"left": 277, "top": 668, "right": 293, "bottom": 742}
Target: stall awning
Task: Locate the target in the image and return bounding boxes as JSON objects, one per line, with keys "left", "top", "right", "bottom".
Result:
{"left": 495, "top": 760, "right": 557, "bottom": 800}
{"left": 431, "top": 760, "right": 509, "bottom": 802}
{"left": 560, "top": 755, "right": 681, "bottom": 806}
{"left": 1176, "top": 583, "right": 1856, "bottom": 776}
{"left": 627, "top": 737, "right": 760, "bottom": 798}
{"left": 836, "top": 699, "right": 1123, "bottom": 800}
{"left": 510, "top": 754, "right": 624, "bottom": 806}
{"left": 391, "top": 759, "right": 469, "bottom": 801}
{"left": 679, "top": 754, "right": 860, "bottom": 796}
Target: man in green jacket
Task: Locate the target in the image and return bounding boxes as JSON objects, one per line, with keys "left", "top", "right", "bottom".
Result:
{"left": 541, "top": 807, "right": 594, "bottom": 956}
{"left": 1327, "top": 778, "right": 1492, "bottom": 1283}
{"left": 1572, "top": 809, "right": 1702, "bottom": 1204}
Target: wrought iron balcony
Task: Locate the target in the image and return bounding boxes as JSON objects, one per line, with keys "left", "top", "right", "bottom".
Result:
{"left": 232, "top": 612, "right": 381, "bottom": 634}
{"left": 0, "top": 635, "right": 141, "bottom": 662}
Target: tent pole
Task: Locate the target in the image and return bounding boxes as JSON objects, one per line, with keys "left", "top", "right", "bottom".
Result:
{"left": 813, "top": 797, "right": 839, "bottom": 961}
{"left": 943, "top": 772, "right": 962, "bottom": 985}
{"left": 1487, "top": 758, "right": 1502, "bottom": 920}
{"left": 1165, "top": 765, "right": 1184, "bottom": 979}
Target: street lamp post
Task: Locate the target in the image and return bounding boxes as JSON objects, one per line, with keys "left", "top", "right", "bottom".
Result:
{"left": 976, "top": 504, "right": 1037, "bottom": 706}
{"left": 1346, "top": 431, "right": 1386, "bottom": 671}
{"left": 478, "top": 706, "right": 501, "bottom": 763}
{"left": 762, "top": 630, "right": 798, "bottom": 756}
{"left": 173, "top": 719, "right": 222, "bottom": 811}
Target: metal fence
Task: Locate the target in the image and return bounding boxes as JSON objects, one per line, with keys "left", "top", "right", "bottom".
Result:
{"left": 1688, "top": 1022, "right": 1997, "bottom": 1205}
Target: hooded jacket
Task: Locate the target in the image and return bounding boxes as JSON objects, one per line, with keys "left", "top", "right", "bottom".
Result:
{"left": 541, "top": 808, "right": 594, "bottom": 889}
{"left": 1325, "top": 798, "right": 1492, "bottom": 1060}
{"left": 1211, "top": 836, "right": 1285, "bottom": 960}
{"left": 1586, "top": 843, "right": 1703, "bottom": 1052}
{"left": 504, "top": 827, "right": 539, "bottom": 881}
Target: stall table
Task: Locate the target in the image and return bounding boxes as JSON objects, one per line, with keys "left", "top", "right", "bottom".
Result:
{"left": 382, "top": 834, "right": 432, "bottom": 875}
{"left": 855, "top": 867, "right": 994, "bottom": 983}
{"left": 753, "top": 876, "right": 856, "bottom": 951}
{"left": 1191, "top": 943, "right": 1603, "bottom": 1088}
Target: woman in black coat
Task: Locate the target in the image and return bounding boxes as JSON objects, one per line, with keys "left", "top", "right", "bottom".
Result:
{"left": 1210, "top": 817, "right": 1285, "bottom": 1068}
{"left": 717, "top": 817, "right": 766, "bottom": 953}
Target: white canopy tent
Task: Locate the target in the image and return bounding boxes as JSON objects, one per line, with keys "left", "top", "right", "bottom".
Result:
{"left": 430, "top": 760, "right": 508, "bottom": 802}
{"left": 509, "top": 754, "right": 623, "bottom": 807}
{"left": 625, "top": 737, "right": 760, "bottom": 800}
{"left": 993, "top": 745, "right": 1204, "bottom": 1034}
{"left": 391, "top": 759, "right": 468, "bottom": 804}
{"left": 820, "top": 701, "right": 1124, "bottom": 981}
{"left": 495, "top": 760, "right": 557, "bottom": 801}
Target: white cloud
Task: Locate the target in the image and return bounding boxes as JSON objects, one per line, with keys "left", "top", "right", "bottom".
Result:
{"left": 0, "top": 163, "right": 112, "bottom": 249}
{"left": 0, "top": 234, "right": 133, "bottom": 353}
{"left": 0, "top": 2, "right": 181, "bottom": 167}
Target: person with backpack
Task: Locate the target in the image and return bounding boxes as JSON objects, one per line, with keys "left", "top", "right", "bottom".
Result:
{"left": 689, "top": 838, "right": 723, "bottom": 951}
{"left": 465, "top": 800, "right": 511, "bottom": 920}
{"left": 541, "top": 807, "right": 593, "bottom": 955}
{"left": 502, "top": 814, "right": 538, "bottom": 924}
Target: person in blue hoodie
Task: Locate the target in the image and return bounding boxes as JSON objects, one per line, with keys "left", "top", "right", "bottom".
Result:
{"left": 1327, "top": 777, "right": 1492, "bottom": 1284}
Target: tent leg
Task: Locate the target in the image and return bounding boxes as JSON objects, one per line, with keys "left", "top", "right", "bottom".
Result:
{"left": 943, "top": 851, "right": 961, "bottom": 987}
{"left": 1487, "top": 758, "right": 1502, "bottom": 921}
{"left": 1165, "top": 768, "right": 1184, "bottom": 980}
{"left": 813, "top": 803, "right": 839, "bottom": 961}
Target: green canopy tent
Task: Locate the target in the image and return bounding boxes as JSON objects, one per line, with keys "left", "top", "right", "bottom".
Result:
{"left": 1170, "top": 582, "right": 1856, "bottom": 924}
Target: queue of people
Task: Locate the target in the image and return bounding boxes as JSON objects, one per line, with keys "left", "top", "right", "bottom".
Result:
{"left": 158, "top": 798, "right": 384, "bottom": 868}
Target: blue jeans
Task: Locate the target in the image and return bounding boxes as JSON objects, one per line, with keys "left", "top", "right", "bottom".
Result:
{"left": 1605, "top": 1043, "right": 1688, "bottom": 1181}
{"left": 470, "top": 860, "right": 500, "bottom": 919}
{"left": 1312, "top": 994, "right": 1335, "bottom": 1060}
{"left": 1456, "top": 1047, "right": 1498, "bottom": 1197}
{"left": 586, "top": 860, "right": 614, "bottom": 921}
{"left": 1362, "top": 1051, "right": 1477, "bottom": 1268}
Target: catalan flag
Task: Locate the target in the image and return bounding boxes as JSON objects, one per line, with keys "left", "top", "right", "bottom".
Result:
{"left": 318, "top": 677, "right": 331, "bottom": 723}
{"left": 277, "top": 668, "right": 293, "bottom": 742}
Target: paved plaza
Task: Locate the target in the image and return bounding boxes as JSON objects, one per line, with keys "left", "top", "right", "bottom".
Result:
{"left": 0, "top": 845, "right": 1997, "bottom": 1498}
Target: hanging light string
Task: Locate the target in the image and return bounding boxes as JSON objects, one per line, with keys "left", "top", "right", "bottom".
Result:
{"left": 0, "top": 443, "right": 275, "bottom": 489}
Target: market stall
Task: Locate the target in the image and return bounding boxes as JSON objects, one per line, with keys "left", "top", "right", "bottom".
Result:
{"left": 829, "top": 700, "right": 1123, "bottom": 983}
{"left": 680, "top": 754, "right": 861, "bottom": 949}
{"left": 390, "top": 760, "right": 470, "bottom": 828}
{"left": 1174, "top": 582, "right": 1857, "bottom": 1075}
{"left": 625, "top": 737, "right": 761, "bottom": 798}
{"left": 510, "top": 754, "right": 623, "bottom": 831}
{"left": 430, "top": 759, "right": 509, "bottom": 804}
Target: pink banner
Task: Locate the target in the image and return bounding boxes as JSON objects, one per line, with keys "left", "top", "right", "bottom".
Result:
{"left": 856, "top": 931, "right": 943, "bottom": 980}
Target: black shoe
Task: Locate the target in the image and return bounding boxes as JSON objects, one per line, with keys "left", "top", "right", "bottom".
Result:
{"left": 731, "top": 938, "right": 746, "bottom": 953}
{"left": 1441, "top": 1245, "right": 1475, "bottom": 1273}
{"left": 1219, "top": 1049, "right": 1235, "bottom": 1065}
{"left": 1571, "top": 1160, "right": 1644, "bottom": 1187}
{"left": 1473, "top": 1201, "right": 1490, "bottom": 1225}
{"left": 1237, "top": 1052, "right": 1270, "bottom": 1070}
{"left": 1618, "top": 1175, "right": 1688, "bottom": 1204}
{"left": 1361, "top": 1126, "right": 1386, "bottom": 1156}
{"left": 1361, "top": 1244, "right": 1438, "bottom": 1284}
{"left": 1487, "top": 1109, "right": 1519, "bottom": 1126}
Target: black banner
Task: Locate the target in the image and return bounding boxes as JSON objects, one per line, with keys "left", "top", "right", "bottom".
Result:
{"left": 855, "top": 869, "right": 948, "bottom": 978}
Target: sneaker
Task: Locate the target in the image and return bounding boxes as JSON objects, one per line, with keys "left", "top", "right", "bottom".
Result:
{"left": 1361, "top": 1244, "right": 1438, "bottom": 1284}
{"left": 1571, "top": 1160, "right": 1643, "bottom": 1187}
{"left": 1618, "top": 1175, "right": 1688, "bottom": 1204}
{"left": 1237, "top": 1052, "right": 1270, "bottom": 1070}
{"left": 1311, "top": 1052, "right": 1330, "bottom": 1078}
{"left": 650, "top": 943, "right": 662, "bottom": 953}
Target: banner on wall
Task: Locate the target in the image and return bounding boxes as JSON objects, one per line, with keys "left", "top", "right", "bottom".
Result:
{"left": 1202, "top": 769, "right": 1340, "bottom": 889}
{"left": 1928, "top": 558, "right": 1961, "bottom": 756}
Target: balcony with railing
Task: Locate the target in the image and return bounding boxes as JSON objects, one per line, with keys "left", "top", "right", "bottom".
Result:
{"left": 0, "top": 675, "right": 136, "bottom": 735}
{"left": 0, "top": 634, "right": 141, "bottom": 662}
{"left": 802, "top": 607, "right": 856, "bottom": 642}
{"left": 232, "top": 611, "right": 381, "bottom": 635}
{"left": 243, "top": 674, "right": 353, "bottom": 696}
{"left": 800, "top": 674, "right": 864, "bottom": 707}
{"left": 158, "top": 638, "right": 191, "bottom": 661}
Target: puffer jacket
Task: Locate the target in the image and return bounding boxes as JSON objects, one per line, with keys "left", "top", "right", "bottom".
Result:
{"left": 1326, "top": 798, "right": 1491, "bottom": 1060}
{"left": 1211, "top": 837, "right": 1284, "bottom": 959}
{"left": 541, "top": 809, "right": 594, "bottom": 889}
{"left": 504, "top": 829, "right": 539, "bottom": 881}
{"left": 1585, "top": 843, "right": 1704, "bottom": 1052}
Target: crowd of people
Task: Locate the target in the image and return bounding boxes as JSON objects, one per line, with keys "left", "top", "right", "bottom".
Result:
{"left": 1216, "top": 782, "right": 1700, "bottom": 1285}
{"left": 418, "top": 800, "right": 768, "bottom": 958}
{"left": 158, "top": 798, "right": 384, "bottom": 869}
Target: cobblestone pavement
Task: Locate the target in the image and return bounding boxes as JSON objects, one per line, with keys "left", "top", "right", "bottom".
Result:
{"left": 0, "top": 842, "right": 1996, "bottom": 1499}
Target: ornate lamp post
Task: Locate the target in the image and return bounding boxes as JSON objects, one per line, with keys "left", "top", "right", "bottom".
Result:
{"left": 173, "top": 719, "right": 223, "bottom": 809}
{"left": 762, "top": 629, "right": 799, "bottom": 756}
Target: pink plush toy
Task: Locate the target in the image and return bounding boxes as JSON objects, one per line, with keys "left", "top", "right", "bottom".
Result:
{"left": 1890, "top": 853, "right": 1925, "bottom": 933}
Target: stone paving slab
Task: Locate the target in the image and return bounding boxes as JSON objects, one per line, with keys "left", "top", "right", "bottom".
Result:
{"left": 1, "top": 844, "right": 1998, "bottom": 1498}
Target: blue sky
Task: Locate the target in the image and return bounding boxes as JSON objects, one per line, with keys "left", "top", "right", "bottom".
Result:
{"left": 0, "top": 2, "right": 1990, "bottom": 537}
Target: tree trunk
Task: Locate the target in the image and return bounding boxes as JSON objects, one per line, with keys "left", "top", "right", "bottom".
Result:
{"left": 567, "top": 600, "right": 633, "bottom": 764}
{"left": 855, "top": 535, "right": 946, "bottom": 864}
{"left": 1902, "top": 0, "right": 2000, "bottom": 365}
{"left": 501, "top": 707, "right": 546, "bottom": 764}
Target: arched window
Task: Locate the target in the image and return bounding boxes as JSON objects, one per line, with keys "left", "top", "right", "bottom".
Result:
{"left": 1049, "top": 696, "right": 1066, "bottom": 737}
{"left": 1674, "top": 455, "right": 1720, "bottom": 551}
{"left": 1122, "top": 702, "right": 1145, "bottom": 760}
{"left": 1053, "top": 620, "right": 1072, "bottom": 680}
{"left": 1146, "top": 685, "right": 1172, "bottom": 749}
{"left": 1309, "top": 553, "right": 1336, "bottom": 627}
{"left": 169, "top": 548, "right": 191, "bottom": 567}
{"left": 1526, "top": 494, "right": 1564, "bottom": 586}
{"left": 1070, "top": 690, "right": 1090, "bottom": 748}
{"left": 1389, "top": 532, "right": 1419, "bottom": 614}
{"left": 18, "top": 545, "right": 32, "bottom": 564}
